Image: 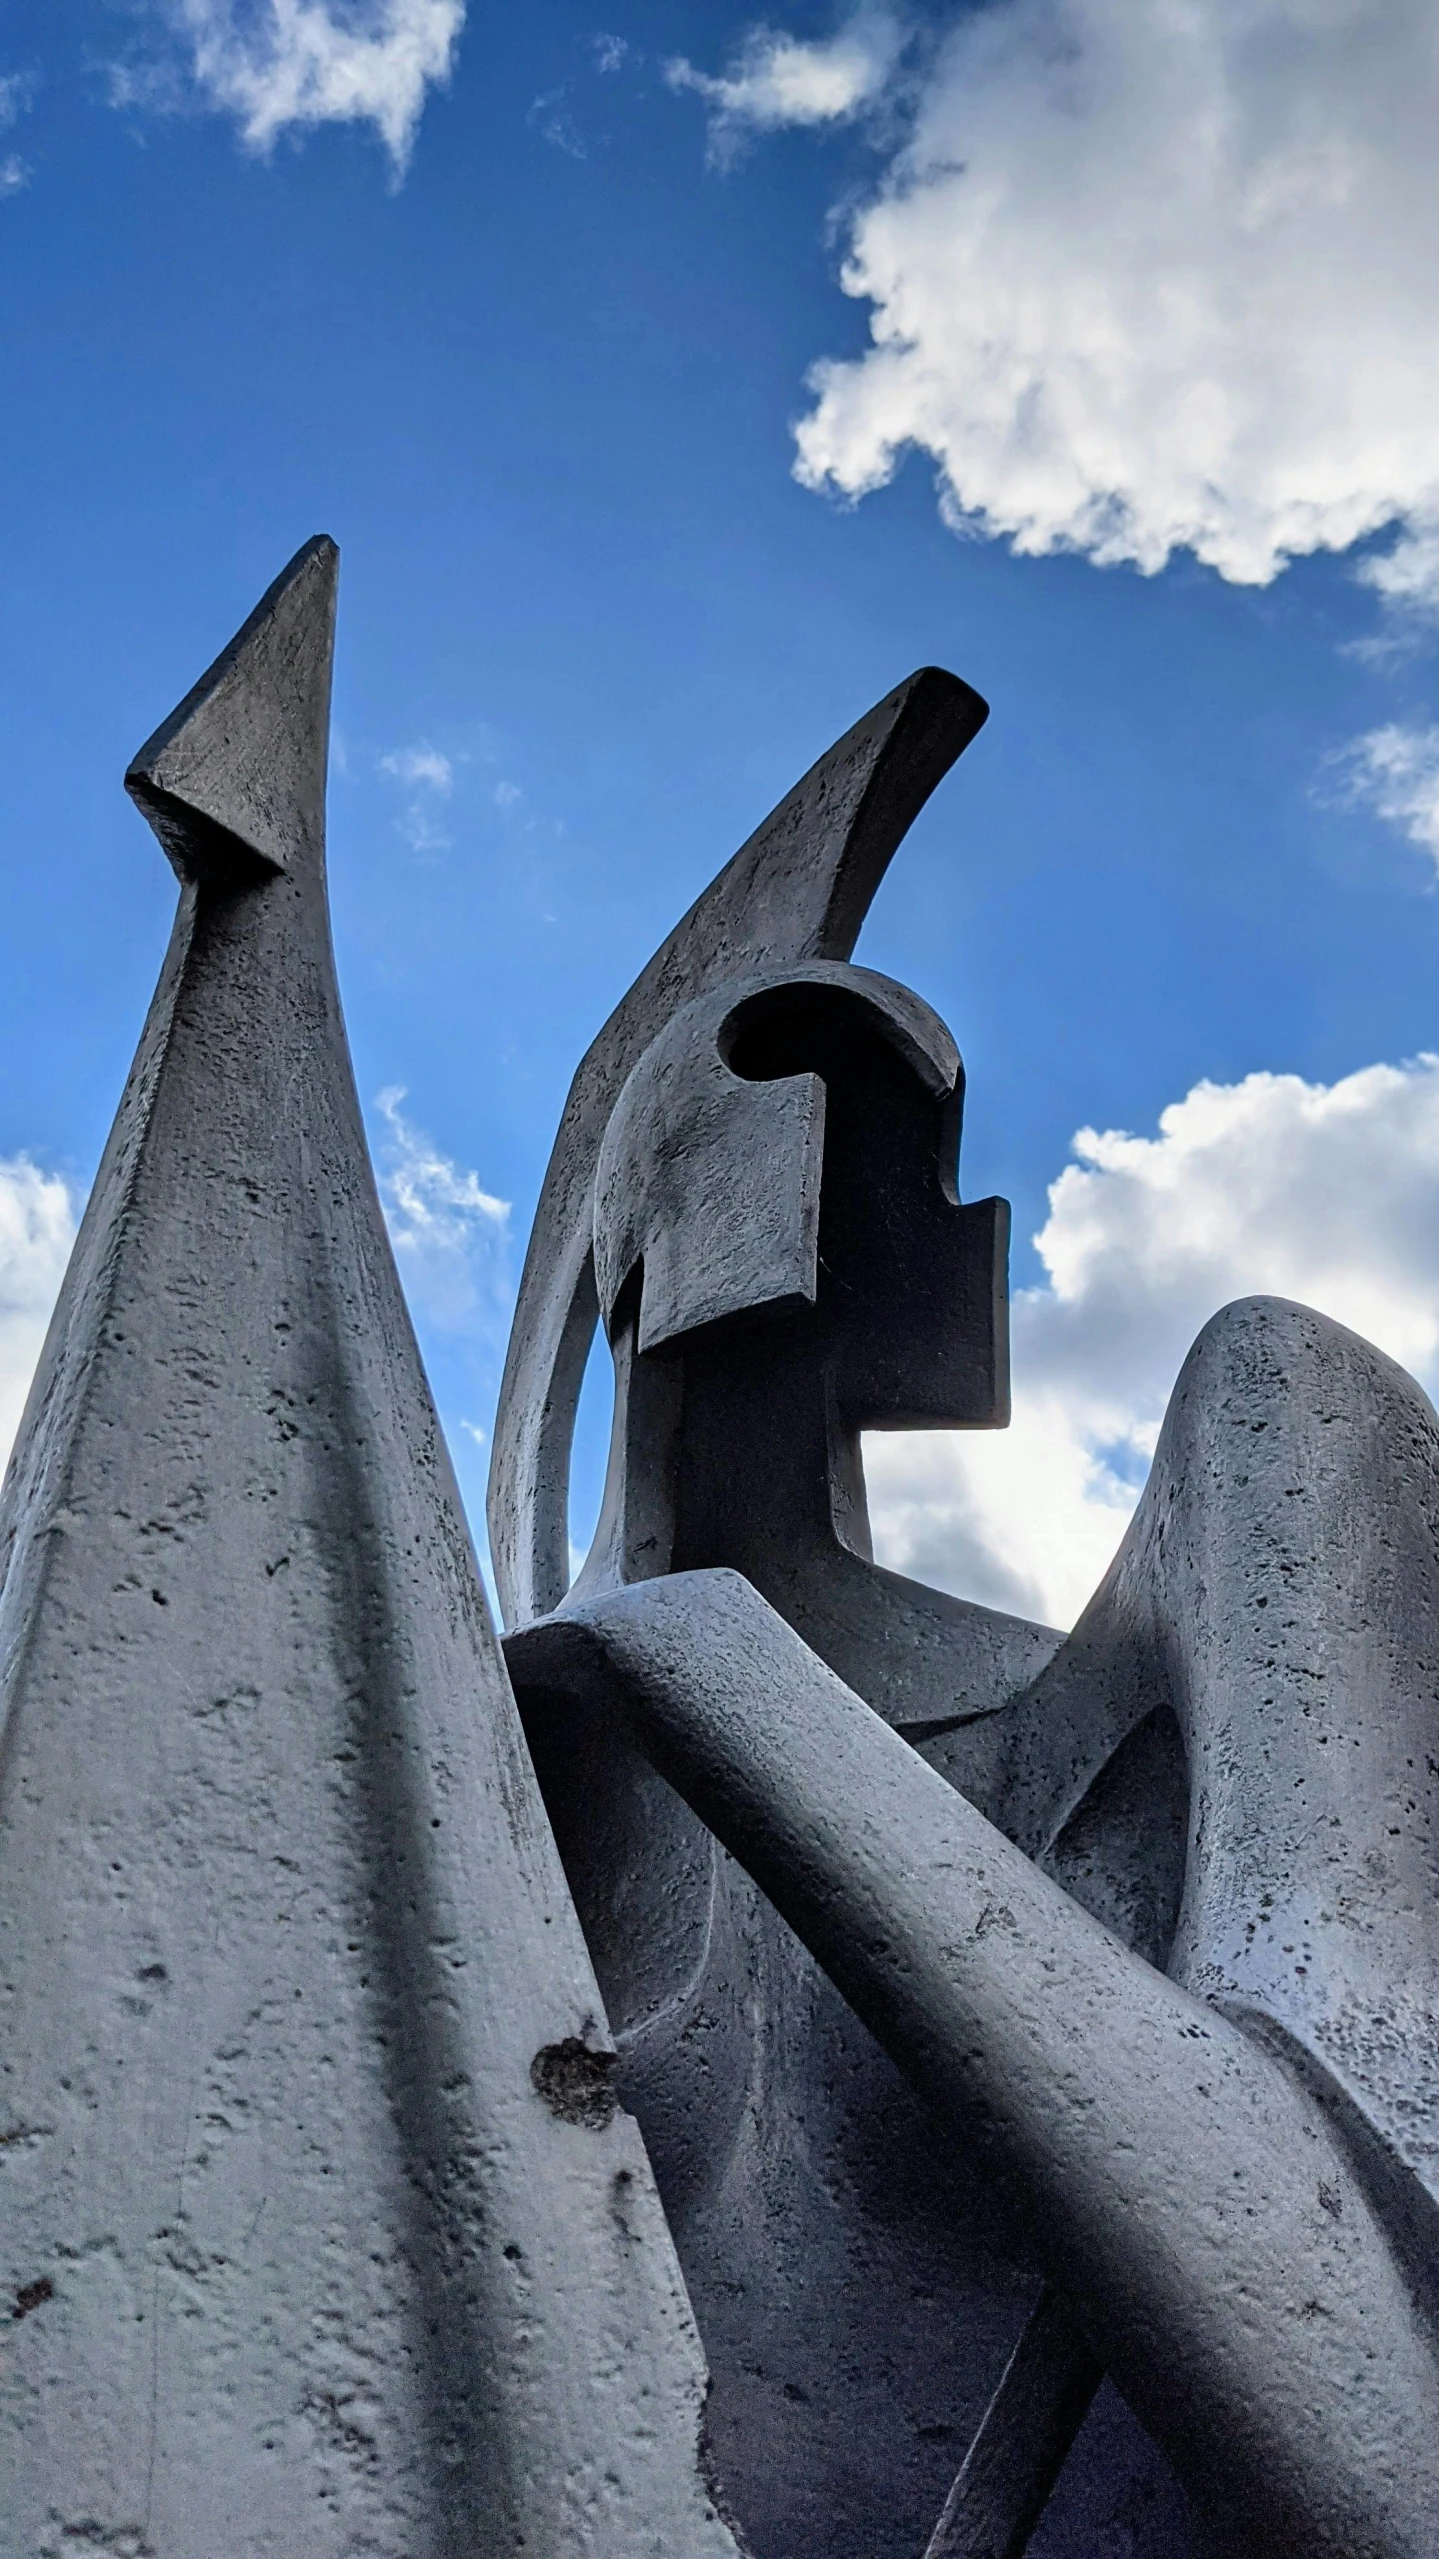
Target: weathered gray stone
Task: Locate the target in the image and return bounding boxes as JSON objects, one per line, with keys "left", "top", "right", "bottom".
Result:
{"left": 511, "top": 1548, "right": 1439, "bottom": 2557}
{"left": 11, "top": 561, "right": 1435, "bottom": 2557}
{"left": 488, "top": 665, "right": 990, "bottom": 1627}
{"left": 0, "top": 541, "right": 742, "bottom": 2558}
{"left": 498, "top": 670, "right": 1182, "bottom": 2557}
{"left": 498, "top": 676, "right": 1439, "bottom": 2557}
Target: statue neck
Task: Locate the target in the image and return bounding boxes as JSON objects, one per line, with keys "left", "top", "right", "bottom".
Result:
{"left": 571, "top": 1315, "right": 870, "bottom": 1613}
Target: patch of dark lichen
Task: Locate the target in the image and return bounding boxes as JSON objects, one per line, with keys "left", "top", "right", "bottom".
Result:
{"left": 529, "top": 2038, "right": 618, "bottom": 2129}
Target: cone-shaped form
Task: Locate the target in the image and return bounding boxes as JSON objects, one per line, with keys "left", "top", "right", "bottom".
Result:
{"left": 0, "top": 543, "right": 740, "bottom": 2556}
{"left": 125, "top": 535, "right": 337, "bottom": 886}
{"left": 489, "top": 665, "right": 989, "bottom": 1626}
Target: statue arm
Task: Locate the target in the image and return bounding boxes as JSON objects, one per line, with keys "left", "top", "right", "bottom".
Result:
{"left": 508, "top": 1565, "right": 1439, "bottom": 2559}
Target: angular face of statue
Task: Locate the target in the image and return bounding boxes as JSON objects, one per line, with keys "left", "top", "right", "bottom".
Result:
{"left": 593, "top": 959, "right": 1010, "bottom": 1434}
{"left": 724, "top": 974, "right": 1008, "bottom": 1433}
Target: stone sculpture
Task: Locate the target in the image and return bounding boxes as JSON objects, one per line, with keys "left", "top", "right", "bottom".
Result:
{"left": 0, "top": 542, "right": 742, "bottom": 2556}
{"left": 494, "top": 669, "right": 1439, "bottom": 2555}
{"left": 1, "top": 542, "right": 1434, "bottom": 2558}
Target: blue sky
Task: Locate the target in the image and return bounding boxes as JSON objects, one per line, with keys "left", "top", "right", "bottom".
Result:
{"left": 4, "top": 0, "right": 1439, "bottom": 1624}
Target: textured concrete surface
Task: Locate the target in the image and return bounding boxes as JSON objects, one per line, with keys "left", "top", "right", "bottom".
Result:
{"left": 0, "top": 541, "right": 742, "bottom": 2557}
{"left": 499, "top": 673, "right": 1439, "bottom": 2556}
{"left": 505, "top": 1301, "right": 1439, "bottom": 2554}
{"left": 512, "top": 1553, "right": 1439, "bottom": 2557}
{"left": 500, "top": 671, "right": 1201, "bottom": 2558}
{"left": 489, "top": 665, "right": 990, "bottom": 1626}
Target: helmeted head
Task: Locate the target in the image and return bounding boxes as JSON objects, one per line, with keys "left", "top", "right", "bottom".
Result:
{"left": 487, "top": 664, "right": 995, "bottom": 1626}
{"left": 593, "top": 959, "right": 1008, "bottom": 1433}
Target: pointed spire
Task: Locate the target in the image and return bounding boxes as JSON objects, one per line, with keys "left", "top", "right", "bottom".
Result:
{"left": 125, "top": 534, "right": 338, "bottom": 886}
{"left": 0, "top": 552, "right": 741, "bottom": 2555}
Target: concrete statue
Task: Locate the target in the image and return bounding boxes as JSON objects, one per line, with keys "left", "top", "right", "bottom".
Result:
{"left": 0, "top": 541, "right": 743, "bottom": 2557}
{"left": 1, "top": 542, "right": 1435, "bottom": 2556}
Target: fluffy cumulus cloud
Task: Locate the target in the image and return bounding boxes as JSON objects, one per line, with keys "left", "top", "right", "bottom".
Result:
{"left": 152, "top": 0, "right": 464, "bottom": 172}
{"left": 779, "top": 0, "right": 1439, "bottom": 609}
{"left": 373, "top": 1086, "right": 510, "bottom": 1332}
{"left": 667, "top": 10, "right": 904, "bottom": 164}
{"left": 0, "top": 1159, "right": 77, "bottom": 1483}
{"left": 866, "top": 1055, "right": 1439, "bottom": 1629}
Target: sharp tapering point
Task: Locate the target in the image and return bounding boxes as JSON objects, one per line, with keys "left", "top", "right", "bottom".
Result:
{"left": 125, "top": 535, "right": 339, "bottom": 888}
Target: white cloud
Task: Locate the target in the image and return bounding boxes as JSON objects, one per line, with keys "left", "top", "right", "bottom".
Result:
{"left": 374, "top": 1086, "right": 510, "bottom": 1331}
{"left": 785, "top": 0, "right": 1439, "bottom": 611}
{"left": 1359, "top": 508, "right": 1439, "bottom": 629}
{"left": 378, "top": 740, "right": 454, "bottom": 852}
{"left": 0, "top": 63, "right": 33, "bottom": 194}
{"left": 866, "top": 1055, "right": 1439, "bottom": 1629}
{"left": 667, "top": 10, "right": 904, "bottom": 163}
{"left": 593, "top": 34, "right": 628, "bottom": 76}
{"left": 0, "top": 1158, "right": 77, "bottom": 1484}
{"left": 528, "top": 85, "right": 587, "bottom": 160}
{"left": 1332, "top": 724, "right": 1439, "bottom": 869}
{"left": 379, "top": 743, "right": 452, "bottom": 792}
{"left": 156, "top": 0, "right": 464, "bottom": 173}
{"left": 0, "top": 69, "right": 34, "bottom": 128}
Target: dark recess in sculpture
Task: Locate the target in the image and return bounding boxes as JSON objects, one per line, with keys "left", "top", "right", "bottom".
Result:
{"left": 1, "top": 543, "right": 1435, "bottom": 2559}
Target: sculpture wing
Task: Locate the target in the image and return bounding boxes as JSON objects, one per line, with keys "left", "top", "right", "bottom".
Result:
{"left": 487, "top": 666, "right": 989, "bottom": 1627}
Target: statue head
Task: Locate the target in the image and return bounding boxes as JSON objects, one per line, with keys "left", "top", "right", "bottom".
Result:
{"left": 486, "top": 664, "right": 996, "bottom": 1625}
{"left": 593, "top": 959, "right": 1007, "bottom": 1435}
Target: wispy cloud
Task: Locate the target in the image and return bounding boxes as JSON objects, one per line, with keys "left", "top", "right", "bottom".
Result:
{"left": 373, "top": 1086, "right": 510, "bottom": 1333}
{"left": 527, "top": 26, "right": 637, "bottom": 159}
{"left": 0, "top": 1157, "right": 77, "bottom": 1482}
{"left": 667, "top": 10, "right": 903, "bottom": 165}
{"left": 0, "top": 64, "right": 34, "bottom": 196}
{"left": 374, "top": 730, "right": 528, "bottom": 850}
{"left": 868, "top": 1054, "right": 1439, "bottom": 1627}
{"left": 379, "top": 742, "right": 453, "bottom": 792}
{"left": 1331, "top": 724, "right": 1439, "bottom": 870}
{"left": 120, "top": 0, "right": 464, "bottom": 176}
{"left": 528, "top": 85, "right": 587, "bottom": 159}
{"left": 1358, "top": 510, "right": 1439, "bottom": 634}
{"left": 378, "top": 738, "right": 455, "bottom": 853}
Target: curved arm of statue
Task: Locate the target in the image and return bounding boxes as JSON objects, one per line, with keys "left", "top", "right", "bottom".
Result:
{"left": 508, "top": 1552, "right": 1439, "bottom": 2559}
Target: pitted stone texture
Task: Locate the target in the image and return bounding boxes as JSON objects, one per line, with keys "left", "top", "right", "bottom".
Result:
{"left": 0, "top": 543, "right": 743, "bottom": 2559}
{"left": 489, "top": 666, "right": 990, "bottom": 1626}
{"left": 512, "top": 1564, "right": 1439, "bottom": 2559}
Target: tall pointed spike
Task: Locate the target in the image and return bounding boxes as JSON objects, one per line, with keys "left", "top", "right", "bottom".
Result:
{"left": 125, "top": 534, "right": 338, "bottom": 886}
{"left": 0, "top": 554, "right": 742, "bottom": 2555}
{"left": 680, "top": 665, "right": 986, "bottom": 972}
{"left": 488, "top": 665, "right": 988, "bottom": 1626}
